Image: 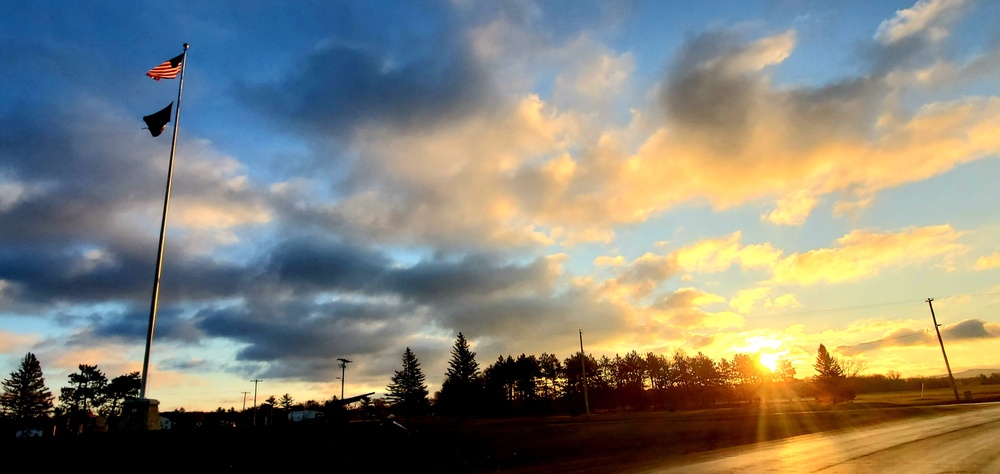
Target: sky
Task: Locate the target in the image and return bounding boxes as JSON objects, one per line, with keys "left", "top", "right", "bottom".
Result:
{"left": 1, "top": 0, "right": 999, "bottom": 412}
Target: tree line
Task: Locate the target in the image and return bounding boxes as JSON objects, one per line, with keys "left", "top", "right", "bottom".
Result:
{"left": 388, "top": 332, "right": 806, "bottom": 419}
{"left": 385, "top": 337, "right": 971, "bottom": 419}
{"left": 3, "top": 336, "right": 990, "bottom": 430}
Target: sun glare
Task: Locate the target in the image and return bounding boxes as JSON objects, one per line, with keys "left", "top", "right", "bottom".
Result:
{"left": 732, "top": 336, "right": 785, "bottom": 373}
{"left": 759, "top": 352, "right": 780, "bottom": 372}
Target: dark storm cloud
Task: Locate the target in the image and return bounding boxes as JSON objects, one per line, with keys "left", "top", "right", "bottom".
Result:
{"left": 236, "top": 24, "right": 492, "bottom": 136}
{"left": 446, "top": 288, "right": 625, "bottom": 349}
{"left": 942, "top": 319, "right": 1000, "bottom": 340}
{"left": 0, "top": 103, "right": 164, "bottom": 244}
{"left": 79, "top": 307, "right": 204, "bottom": 345}
{"left": 836, "top": 328, "right": 931, "bottom": 356}
{"left": 387, "top": 254, "right": 554, "bottom": 303}
{"left": 0, "top": 241, "right": 256, "bottom": 307}
{"left": 165, "top": 238, "right": 612, "bottom": 380}
{"left": 660, "top": 29, "right": 886, "bottom": 154}
{"left": 193, "top": 299, "right": 423, "bottom": 380}
{"left": 0, "top": 96, "right": 278, "bottom": 315}
{"left": 266, "top": 235, "right": 389, "bottom": 292}
{"left": 662, "top": 30, "right": 759, "bottom": 144}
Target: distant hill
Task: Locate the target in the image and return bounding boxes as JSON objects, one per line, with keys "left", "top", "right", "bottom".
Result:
{"left": 935, "top": 368, "right": 1000, "bottom": 379}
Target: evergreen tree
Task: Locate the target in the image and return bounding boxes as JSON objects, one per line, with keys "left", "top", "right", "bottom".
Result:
{"left": 812, "top": 344, "right": 854, "bottom": 403}
{"left": 813, "top": 344, "right": 844, "bottom": 378}
{"left": 59, "top": 364, "right": 108, "bottom": 415}
{"left": 278, "top": 393, "right": 295, "bottom": 411}
{"left": 0, "top": 352, "right": 54, "bottom": 421}
{"left": 103, "top": 371, "right": 140, "bottom": 417}
{"left": 385, "top": 347, "right": 429, "bottom": 419}
{"left": 437, "top": 332, "right": 483, "bottom": 416}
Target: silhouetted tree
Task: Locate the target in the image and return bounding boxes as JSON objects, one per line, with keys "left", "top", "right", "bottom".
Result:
{"left": 813, "top": 344, "right": 854, "bottom": 403}
{"left": 690, "top": 352, "right": 720, "bottom": 405}
{"left": 613, "top": 351, "right": 645, "bottom": 409}
{"left": 646, "top": 352, "right": 674, "bottom": 391}
{"left": 303, "top": 399, "right": 322, "bottom": 411}
{"left": 278, "top": 393, "right": 295, "bottom": 411}
{"left": 1, "top": 352, "right": 53, "bottom": 422}
{"left": 560, "top": 352, "right": 598, "bottom": 413}
{"left": 103, "top": 371, "right": 140, "bottom": 417}
{"left": 483, "top": 355, "right": 515, "bottom": 415}
{"left": 839, "top": 357, "right": 867, "bottom": 378}
{"left": 386, "top": 347, "right": 429, "bottom": 420}
{"left": 60, "top": 364, "right": 108, "bottom": 415}
{"left": 814, "top": 344, "right": 842, "bottom": 378}
{"left": 437, "top": 332, "right": 483, "bottom": 417}
{"left": 537, "top": 353, "right": 561, "bottom": 399}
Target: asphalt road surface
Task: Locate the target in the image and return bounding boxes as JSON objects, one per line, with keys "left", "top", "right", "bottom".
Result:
{"left": 652, "top": 402, "right": 1000, "bottom": 473}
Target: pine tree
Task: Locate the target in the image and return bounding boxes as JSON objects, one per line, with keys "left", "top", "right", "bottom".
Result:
{"left": 445, "top": 332, "right": 480, "bottom": 384}
{"left": 103, "top": 371, "right": 140, "bottom": 417}
{"left": 278, "top": 393, "right": 295, "bottom": 411}
{"left": 386, "top": 347, "right": 429, "bottom": 419}
{"left": 437, "top": 332, "right": 483, "bottom": 416}
{"left": 60, "top": 364, "right": 108, "bottom": 415}
{"left": 813, "top": 344, "right": 844, "bottom": 379}
{"left": 1, "top": 352, "right": 54, "bottom": 421}
{"left": 812, "top": 344, "right": 854, "bottom": 403}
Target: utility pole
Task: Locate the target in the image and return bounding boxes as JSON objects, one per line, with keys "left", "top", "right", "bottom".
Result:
{"left": 579, "top": 330, "right": 590, "bottom": 415}
{"left": 241, "top": 391, "right": 250, "bottom": 411}
{"left": 337, "top": 358, "right": 352, "bottom": 400}
{"left": 927, "top": 298, "right": 961, "bottom": 402}
{"left": 250, "top": 379, "right": 263, "bottom": 426}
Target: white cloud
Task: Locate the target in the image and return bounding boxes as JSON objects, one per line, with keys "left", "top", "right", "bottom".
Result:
{"left": 875, "top": 0, "right": 967, "bottom": 45}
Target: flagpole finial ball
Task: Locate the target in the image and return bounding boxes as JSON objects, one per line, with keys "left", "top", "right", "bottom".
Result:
{"left": 183, "top": 43, "right": 189, "bottom": 50}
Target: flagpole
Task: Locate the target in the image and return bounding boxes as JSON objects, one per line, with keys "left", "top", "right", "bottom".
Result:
{"left": 140, "top": 43, "right": 189, "bottom": 400}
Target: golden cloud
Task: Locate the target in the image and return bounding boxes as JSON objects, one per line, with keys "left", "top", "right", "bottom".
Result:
{"left": 674, "top": 232, "right": 781, "bottom": 274}
{"left": 772, "top": 225, "right": 967, "bottom": 285}
{"left": 974, "top": 253, "right": 1000, "bottom": 270}
{"left": 729, "top": 287, "right": 771, "bottom": 314}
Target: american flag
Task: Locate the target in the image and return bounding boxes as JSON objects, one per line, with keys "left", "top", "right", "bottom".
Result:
{"left": 146, "top": 53, "right": 183, "bottom": 80}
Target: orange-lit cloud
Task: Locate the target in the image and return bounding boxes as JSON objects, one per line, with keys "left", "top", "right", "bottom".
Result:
{"left": 650, "top": 287, "right": 743, "bottom": 330}
{"left": 0, "top": 331, "right": 40, "bottom": 354}
{"left": 308, "top": 14, "right": 1000, "bottom": 252}
{"left": 600, "top": 252, "right": 680, "bottom": 299}
{"left": 674, "top": 232, "right": 781, "bottom": 274}
{"left": 771, "top": 225, "right": 967, "bottom": 285}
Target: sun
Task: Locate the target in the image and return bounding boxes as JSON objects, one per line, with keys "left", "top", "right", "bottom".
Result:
{"left": 731, "top": 335, "right": 785, "bottom": 373}
{"left": 759, "top": 352, "right": 780, "bottom": 372}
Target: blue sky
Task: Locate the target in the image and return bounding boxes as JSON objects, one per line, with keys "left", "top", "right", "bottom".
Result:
{"left": 1, "top": 0, "right": 999, "bottom": 411}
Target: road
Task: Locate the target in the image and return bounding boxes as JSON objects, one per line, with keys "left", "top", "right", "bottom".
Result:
{"left": 651, "top": 402, "right": 1000, "bottom": 473}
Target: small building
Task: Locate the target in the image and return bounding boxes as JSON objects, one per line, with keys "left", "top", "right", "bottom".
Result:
{"left": 288, "top": 410, "right": 324, "bottom": 422}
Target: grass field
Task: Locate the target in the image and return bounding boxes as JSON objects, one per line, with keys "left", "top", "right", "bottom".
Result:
{"left": 854, "top": 384, "right": 1000, "bottom": 405}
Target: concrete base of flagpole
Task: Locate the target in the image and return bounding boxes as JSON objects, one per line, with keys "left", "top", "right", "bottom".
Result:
{"left": 120, "top": 398, "right": 161, "bottom": 431}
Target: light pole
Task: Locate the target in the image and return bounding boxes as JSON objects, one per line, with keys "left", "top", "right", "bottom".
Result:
{"left": 250, "top": 379, "right": 262, "bottom": 426}
{"left": 337, "top": 358, "right": 352, "bottom": 400}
